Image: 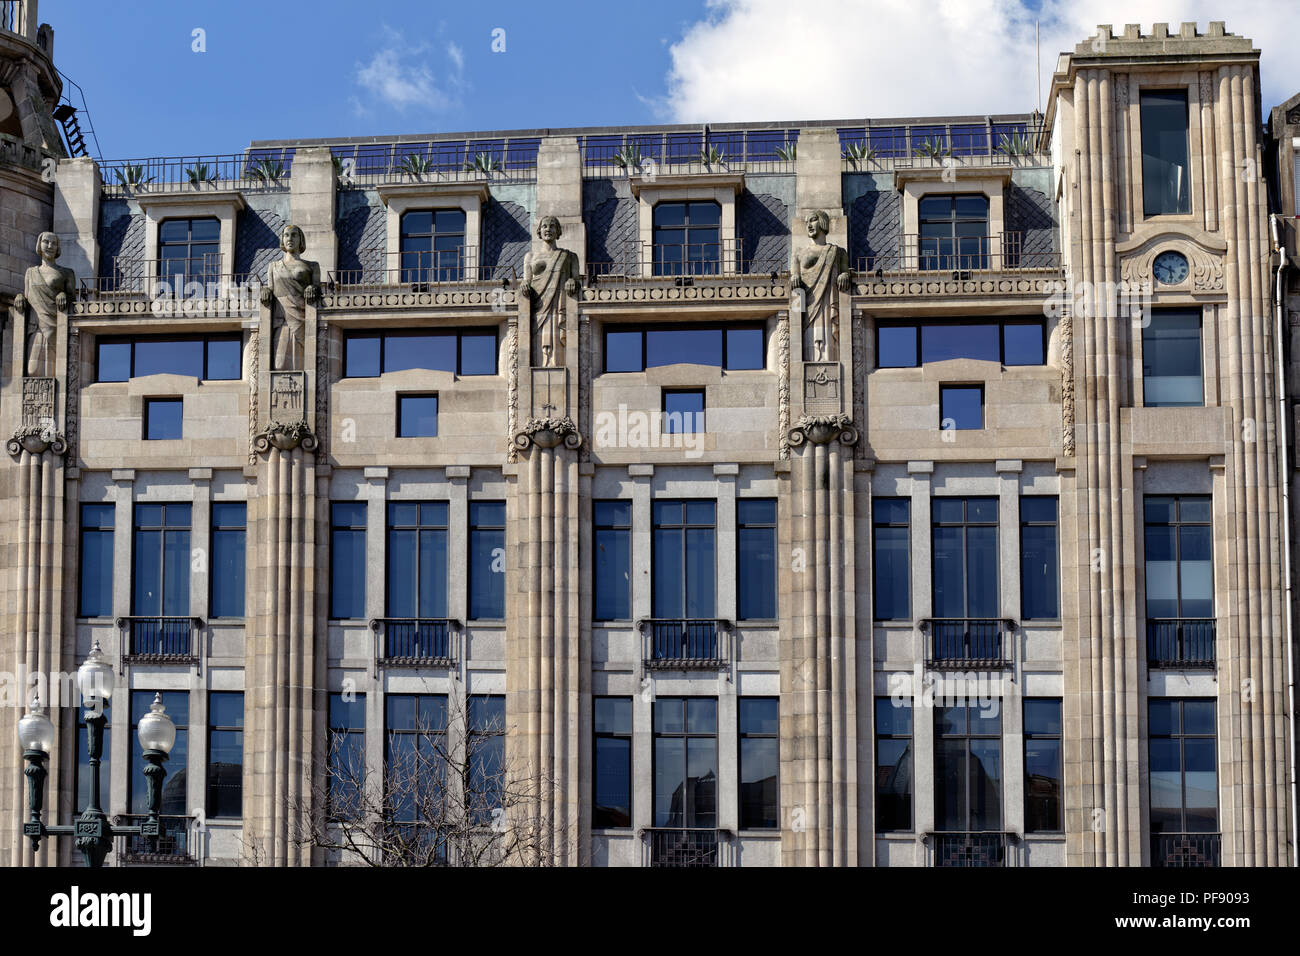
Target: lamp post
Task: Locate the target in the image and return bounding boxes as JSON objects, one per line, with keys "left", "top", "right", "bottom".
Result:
{"left": 18, "top": 641, "right": 175, "bottom": 867}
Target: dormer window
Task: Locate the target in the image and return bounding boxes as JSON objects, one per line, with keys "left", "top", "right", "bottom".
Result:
{"left": 919, "top": 195, "right": 988, "bottom": 270}
{"left": 400, "top": 209, "right": 467, "bottom": 282}
{"left": 158, "top": 217, "right": 220, "bottom": 287}
{"left": 652, "top": 201, "right": 721, "bottom": 276}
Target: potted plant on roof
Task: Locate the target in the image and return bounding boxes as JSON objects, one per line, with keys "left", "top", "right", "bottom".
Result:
{"left": 245, "top": 158, "right": 286, "bottom": 186}
{"left": 842, "top": 142, "right": 877, "bottom": 170}
{"left": 696, "top": 144, "right": 727, "bottom": 172}
{"left": 463, "top": 151, "right": 501, "bottom": 180}
{"left": 913, "top": 137, "right": 952, "bottom": 167}
{"left": 995, "top": 131, "right": 1035, "bottom": 166}
{"left": 114, "top": 163, "right": 154, "bottom": 196}
{"left": 611, "top": 143, "right": 646, "bottom": 176}
{"left": 185, "top": 162, "right": 217, "bottom": 190}
{"left": 398, "top": 153, "right": 434, "bottom": 181}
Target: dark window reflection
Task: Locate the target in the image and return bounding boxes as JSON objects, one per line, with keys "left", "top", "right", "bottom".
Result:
{"left": 934, "top": 702, "right": 1002, "bottom": 831}
{"left": 737, "top": 499, "right": 777, "bottom": 620}
{"left": 872, "top": 498, "right": 910, "bottom": 620}
{"left": 593, "top": 697, "right": 632, "bottom": 828}
{"left": 1148, "top": 698, "right": 1217, "bottom": 834}
{"left": 1020, "top": 497, "right": 1059, "bottom": 620}
{"left": 738, "top": 698, "right": 778, "bottom": 829}
{"left": 1024, "top": 698, "right": 1062, "bottom": 832}
{"left": 875, "top": 698, "right": 912, "bottom": 831}
{"left": 130, "top": 692, "right": 188, "bottom": 815}
{"left": 331, "top": 502, "right": 367, "bottom": 619}
{"left": 653, "top": 697, "right": 717, "bottom": 828}
{"left": 594, "top": 501, "right": 632, "bottom": 621}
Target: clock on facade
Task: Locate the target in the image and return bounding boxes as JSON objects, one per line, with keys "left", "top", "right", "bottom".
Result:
{"left": 1152, "top": 250, "right": 1190, "bottom": 285}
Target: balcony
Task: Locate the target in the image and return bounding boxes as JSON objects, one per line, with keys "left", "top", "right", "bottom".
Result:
{"left": 330, "top": 248, "right": 514, "bottom": 290}
{"left": 1152, "top": 832, "right": 1221, "bottom": 868}
{"left": 638, "top": 619, "right": 731, "bottom": 670}
{"left": 927, "top": 831, "right": 1017, "bottom": 867}
{"left": 370, "top": 618, "right": 460, "bottom": 667}
{"left": 117, "top": 616, "right": 202, "bottom": 665}
{"left": 856, "top": 233, "right": 1059, "bottom": 279}
{"left": 112, "top": 814, "right": 199, "bottom": 866}
{"left": 920, "top": 618, "right": 1014, "bottom": 669}
{"left": 1146, "top": 619, "right": 1216, "bottom": 669}
{"left": 100, "top": 150, "right": 294, "bottom": 197}
{"left": 642, "top": 827, "right": 730, "bottom": 867}
{"left": 587, "top": 239, "right": 783, "bottom": 283}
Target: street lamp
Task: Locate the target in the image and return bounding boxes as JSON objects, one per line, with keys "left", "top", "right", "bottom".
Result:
{"left": 18, "top": 641, "right": 176, "bottom": 867}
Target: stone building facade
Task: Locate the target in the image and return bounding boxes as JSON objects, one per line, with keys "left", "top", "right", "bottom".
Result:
{"left": 0, "top": 8, "right": 1295, "bottom": 866}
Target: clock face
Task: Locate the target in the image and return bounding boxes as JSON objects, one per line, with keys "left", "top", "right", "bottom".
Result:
{"left": 1153, "top": 250, "right": 1190, "bottom": 285}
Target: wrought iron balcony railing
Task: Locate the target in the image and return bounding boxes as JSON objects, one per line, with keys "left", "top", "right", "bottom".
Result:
{"left": 855, "top": 233, "right": 1060, "bottom": 277}
{"left": 587, "top": 239, "right": 783, "bottom": 282}
{"left": 370, "top": 618, "right": 461, "bottom": 667}
{"left": 926, "top": 830, "right": 1017, "bottom": 867}
{"left": 100, "top": 150, "right": 294, "bottom": 196}
{"left": 642, "top": 827, "right": 730, "bottom": 867}
{"left": 578, "top": 128, "right": 797, "bottom": 175}
{"left": 1146, "top": 619, "right": 1216, "bottom": 669}
{"left": 638, "top": 618, "right": 731, "bottom": 670}
{"left": 112, "top": 814, "right": 199, "bottom": 866}
{"left": 116, "top": 616, "right": 202, "bottom": 665}
{"left": 330, "top": 248, "right": 515, "bottom": 289}
{"left": 1152, "top": 832, "right": 1221, "bottom": 868}
{"left": 920, "top": 618, "right": 1014, "bottom": 669}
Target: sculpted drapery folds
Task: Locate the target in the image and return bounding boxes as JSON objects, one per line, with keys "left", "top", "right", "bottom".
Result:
{"left": 790, "top": 209, "right": 852, "bottom": 362}
{"left": 13, "top": 232, "right": 77, "bottom": 378}
{"left": 523, "top": 215, "right": 580, "bottom": 368}
{"left": 259, "top": 224, "right": 322, "bottom": 371}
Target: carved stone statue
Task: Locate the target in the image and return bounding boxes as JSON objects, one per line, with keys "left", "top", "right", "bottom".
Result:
{"left": 790, "top": 210, "right": 852, "bottom": 361}
{"left": 522, "top": 215, "right": 580, "bottom": 367}
{"left": 12, "top": 232, "right": 76, "bottom": 378}
{"left": 259, "top": 224, "right": 322, "bottom": 371}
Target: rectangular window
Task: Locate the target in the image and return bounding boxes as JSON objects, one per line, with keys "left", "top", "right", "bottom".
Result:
{"left": 876, "top": 318, "right": 1045, "bottom": 368}
{"left": 468, "top": 695, "right": 505, "bottom": 825}
{"left": 143, "top": 398, "right": 183, "bottom": 440}
{"left": 74, "top": 701, "right": 110, "bottom": 818}
{"left": 652, "top": 500, "right": 716, "bottom": 619}
{"left": 400, "top": 208, "right": 467, "bottom": 282}
{"left": 738, "top": 697, "right": 779, "bottom": 829}
{"left": 385, "top": 694, "right": 448, "bottom": 827}
{"left": 330, "top": 502, "right": 367, "bottom": 619}
{"left": 940, "top": 385, "right": 983, "bottom": 430}
{"left": 653, "top": 697, "right": 717, "bottom": 828}
{"left": 129, "top": 692, "right": 188, "bottom": 815}
{"left": 1024, "top": 698, "right": 1063, "bottom": 832}
{"left": 872, "top": 498, "right": 910, "bottom": 620}
{"left": 387, "top": 501, "right": 449, "bottom": 619}
{"left": 603, "top": 324, "right": 765, "bottom": 372}
{"left": 469, "top": 501, "right": 506, "bottom": 620}
{"left": 932, "top": 497, "right": 999, "bottom": 619}
{"left": 1020, "top": 497, "right": 1059, "bottom": 620}
{"left": 79, "top": 503, "right": 115, "bottom": 618}
{"left": 133, "top": 503, "right": 191, "bottom": 616}
{"left": 1142, "top": 309, "right": 1203, "bottom": 407}
{"left": 158, "top": 216, "right": 220, "bottom": 286}
{"left": 327, "top": 692, "right": 365, "bottom": 821}
{"left": 652, "top": 201, "right": 721, "bottom": 275}
{"left": 96, "top": 335, "right": 242, "bottom": 383}
{"left": 1140, "top": 90, "right": 1192, "bottom": 216}
{"left": 935, "top": 702, "right": 1002, "bottom": 831}
{"left": 397, "top": 393, "right": 438, "bottom": 437}
{"left": 918, "top": 194, "right": 989, "bottom": 270}
{"left": 737, "top": 499, "right": 777, "bottom": 620}
{"left": 210, "top": 502, "right": 246, "bottom": 618}
{"left": 1149, "top": 698, "right": 1217, "bottom": 833}
{"left": 593, "top": 501, "right": 631, "bottom": 621}
{"left": 875, "top": 697, "right": 913, "bottom": 831}
{"left": 593, "top": 697, "right": 632, "bottom": 828}
{"left": 342, "top": 330, "right": 497, "bottom": 377}
{"left": 663, "top": 389, "right": 705, "bottom": 434}
{"left": 207, "top": 691, "right": 244, "bottom": 818}
{"left": 1144, "top": 496, "right": 1214, "bottom": 666}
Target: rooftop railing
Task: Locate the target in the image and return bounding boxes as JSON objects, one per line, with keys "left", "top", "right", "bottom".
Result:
{"left": 839, "top": 118, "right": 1046, "bottom": 170}
{"left": 100, "top": 149, "right": 295, "bottom": 196}
{"left": 331, "top": 137, "right": 541, "bottom": 186}
{"left": 579, "top": 129, "right": 798, "bottom": 176}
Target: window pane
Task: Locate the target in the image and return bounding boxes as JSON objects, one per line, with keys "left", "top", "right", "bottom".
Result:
{"left": 469, "top": 525, "right": 505, "bottom": 620}
{"left": 1003, "top": 321, "right": 1044, "bottom": 365}
{"left": 134, "top": 339, "right": 205, "bottom": 378}
{"left": 1025, "top": 737, "right": 1062, "bottom": 831}
{"left": 1141, "top": 91, "right": 1191, "bottom": 216}
{"left": 345, "top": 335, "right": 381, "bottom": 377}
{"left": 208, "top": 691, "right": 244, "bottom": 819}
{"left": 1144, "top": 525, "right": 1178, "bottom": 618}
{"left": 653, "top": 527, "right": 683, "bottom": 618}
{"left": 969, "top": 738, "right": 1003, "bottom": 830}
{"left": 647, "top": 328, "right": 722, "bottom": 368}
{"left": 935, "top": 738, "right": 967, "bottom": 831}
{"left": 595, "top": 697, "right": 632, "bottom": 734}
{"left": 211, "top": 511, "right": 246, "bottom": 618}
{"left": 594, "top": 736, "right": 631, "bottom": 827}
{"left": 738, "top": 525, "right": 776, "bottom": 620}
{"left": 739, "top": 735, "right": 778, "bottom": 829}
{"left": 605, "top": 330, "right": 642, "bottom": 372}
{"left": 398, "top": 395, "right": 438, "bottom": 437}
{"left": 876, "top": 737, "right": 912, "bottom": 831}
{"left": 967, "top": 526, "right": 998, "bottom": 617}
{"left": 873, "top": 526, "right": 910, "bottom": 620}
{"left": 725, "top": 327, "right": 764, "bottom": 369}
{"left": 1143, "top": 310, "right": 1202, "bottom": 406}
{"left": 940, "top": 386, "right": 983, "bottom": 430}
{"left": 144, "top": 399, "right": 183, "bottom": 440}
{"left": 684, "top": 526, "right": 716, "bottom": 617}
{"left": 923, "top": 325, "right": 999, "bottom": 363}
{"left": 331, "top": 516, "right": 366, "bottom": 619}
{"left": 80, "top": 505, "right": 115, "bottom": 618}
{"left": 663, "top": 390, "right": 704, "bottom": 434}
{"left": 594, "top": 527, "right": 631, "bottom": 620}
{"left": 460, "top": 333, "right": 497, "bottom": 375}
{"left": 206, "top": 338, "right": 241, "bottom": 380}
{"left": 876, "top": 697, "right": 912, "bottom": 735}
{"left": 388, "top": 334, "right": 455, "bottom": 374}
{"left": 97, "top": 341, "right": 131, "bottom": 382}
{"left": 878, "top": 326, "right": 917, "bottom": 367}
{"left": 1021, "top": 521, "right": 1059, "bottom": 619}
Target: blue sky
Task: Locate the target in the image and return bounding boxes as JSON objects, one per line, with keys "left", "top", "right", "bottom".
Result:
{"left": 47, "top": 0, "right": 1299, "bottom": 161}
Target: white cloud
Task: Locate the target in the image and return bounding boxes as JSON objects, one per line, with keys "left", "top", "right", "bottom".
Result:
{"left": 354, "top": 26, "right": 466, "bottom": 114}
{"left": 658, "top": 0, "right": 1300, "bottom": 122}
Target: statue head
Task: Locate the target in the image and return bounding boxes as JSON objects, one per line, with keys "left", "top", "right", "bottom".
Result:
{"left": 280, "top": 224, "right": 306, "bottom": 255}
{"left": 805, "top": 210, "right": 830, "bottom": 238}
{"left": 36, "top": 231, "right": 60, "bottom": 262}
{"left": 537, "top": 216, "right": 562, "bottom": 242}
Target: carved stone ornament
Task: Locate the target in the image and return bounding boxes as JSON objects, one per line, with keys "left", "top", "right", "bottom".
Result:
{"left": 513, "top": 416, "right": 582, "bottom": 451}
{"left": 254, "top": 419, "right": 318, "bottom": 454}
{"left": 7, "top": 424, "right": 67, "bottom": 457}
{"left": 1118, "top": 233, "right": 1226, "bottom": 293}
{"left": 787, "top": 413, "right": 859, "bottom": 448}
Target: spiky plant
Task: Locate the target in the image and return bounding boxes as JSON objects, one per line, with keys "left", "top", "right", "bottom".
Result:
{"left": 775, "top": 142, "right": 797, "bottom": 162}
{"left": 842, "top": 142, "right": 877, "bottom": 168}
{"left": 186, "top": 163, "right": 217, "bottom": 187}
{"left": 245, "top": 158, "right": 286, "bottom": 184}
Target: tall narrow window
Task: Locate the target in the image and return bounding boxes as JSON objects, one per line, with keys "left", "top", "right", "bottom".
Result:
{"left": 207, "top": 691, "right": 244, "bottom": 818}
{"left": 385, "top": 694, "right": 448, "bottom": 835}
{"left": 1143, "top": 309, "right": 1203, "bottom": 407}
{"left": 330, "top": 502, "right": 367, "bottom": 619}
{"left": 875, "top": 698, "right": 913, "bottom": 832}
{"left": 74, "top": 702, "right": 110, "bottom": 818}
{"left": 158, "top": 217, "right": 220, "bottom": 287}
{"left": 918, "top": 194, "right": 989, "bottom": 270}
{"left": 327, "top": 692, "right": 365, "bottom": 821}
{"left": 652, "top": 500, "right": 716, "bottom": 619}
{"left": 1024, "top": 698, "right": 1063, "bottom": 832}
{"left": 79, "top": 504, "right": 115, "bottom": 618}
{"left": 469, "top": 501, "right": 506, "bottom": 620}
{"left": 130, "top": 691, "right": 188, "bottom": 816}
{"left": 652, "top": 201, "right": 721, "bottom": 275}
{"left": 593, "top": 501, "right": 631, "bottom": 621}
{"left": 1144, "top": 496, "right": 1214, "bottom": 667}
{"left": 133, "top": 503, "right": 191, "bottom": 617}
{"left": 738, "top": 698, "right": 778, "bottom": 829}
{"left": 1020, "top": 497, "right": 1059, "bottom": 620}
{"left": 653, "top": 697, "right": 717, "bottom": 828}
{"left": 1140, "top": 90, "right": 1191, "bottom": 216}
{"left": 1149, "top": 699, "right": 1218, "bottom": 865}
{"left": 468, "top": 695, "right": 505, "bottom": 825}
{"left": 593, "top": 697, "right": 632, "bottom": 828}
{"left": 387, "top": 502, "right": 449, "bottom": 620}
{"left": 737, "top": 499, "right": 777, "bottom": 620}
{"left": 873, "top": 499, "right": 910, "bottom": 620}
{"left": 210, "top": 502, "right": 246, "bottom": 618}
{"left": 934, "top": 702, "right": 1002, "bottom": 832}
{"left": 932, "top": 498, "right": 998, "bottom": 620}
{"left": 400, "top": 209, "right": 467, "bottom": 282}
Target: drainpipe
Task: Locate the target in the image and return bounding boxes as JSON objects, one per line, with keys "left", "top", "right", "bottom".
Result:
{"left": 1270, "top": 212, "right": 1299, "bottom": 868}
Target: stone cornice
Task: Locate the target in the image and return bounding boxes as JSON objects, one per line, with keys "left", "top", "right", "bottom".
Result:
{"left": 376, "top": 180, "right": 490, "bottom": 205}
